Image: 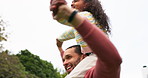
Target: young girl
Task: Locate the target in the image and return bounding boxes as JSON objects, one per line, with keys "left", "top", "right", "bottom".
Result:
{"left": 56, "top": 0, "right": 111, "bottom": 54}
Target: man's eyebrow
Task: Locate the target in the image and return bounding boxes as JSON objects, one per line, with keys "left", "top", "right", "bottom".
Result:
{"left": 73, "top": 0, "right": 78, "bottom": 2}
{"left": 65, "top": 55, "right": 70, "bottom": 58}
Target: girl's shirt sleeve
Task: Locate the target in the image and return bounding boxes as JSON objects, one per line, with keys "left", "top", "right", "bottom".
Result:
{"left": 57, "top": 11, "right": 95, "bottom": 42}
{"left": 57, "top": 28, "right": 75, "bottom": 42}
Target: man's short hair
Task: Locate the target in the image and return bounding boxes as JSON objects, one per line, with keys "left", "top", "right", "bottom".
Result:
{"left": 66, "top": 45, "right": 83, "bottom": 55}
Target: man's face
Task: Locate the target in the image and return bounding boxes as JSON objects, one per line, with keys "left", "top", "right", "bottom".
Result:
{"left": 63, "top": 47, "right": 83, "bottom": 73}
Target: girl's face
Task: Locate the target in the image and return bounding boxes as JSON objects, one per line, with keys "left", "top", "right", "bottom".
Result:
{"left": 71, "top": 0, "right": 87, "bottom": 11}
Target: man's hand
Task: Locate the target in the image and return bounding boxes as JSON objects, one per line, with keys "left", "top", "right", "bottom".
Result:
{"left": 50, "top": 0, "right": 67, "bottom": 16}
{"left": 50, "top": 0, "right": 84, "bottom": 27}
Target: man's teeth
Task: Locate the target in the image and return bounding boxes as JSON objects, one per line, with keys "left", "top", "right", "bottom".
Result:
{"left": 67, "top": 66, "right": 71, "bottom": 70}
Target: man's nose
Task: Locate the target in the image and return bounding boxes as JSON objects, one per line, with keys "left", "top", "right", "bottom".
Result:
{"left": 63, "top": 60, "right": 68, "bottom": 66}
{"left": 71, "top": 1, "right": 74, "bottom": 8}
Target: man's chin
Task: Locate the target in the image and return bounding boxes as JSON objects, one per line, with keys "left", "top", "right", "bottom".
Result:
{"left": 67, "top": 70, "right": 71, "bottom": 74}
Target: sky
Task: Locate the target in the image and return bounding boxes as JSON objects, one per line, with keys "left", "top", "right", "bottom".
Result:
{"left": 0, "top": 0, "right": 148, "bottom": 78}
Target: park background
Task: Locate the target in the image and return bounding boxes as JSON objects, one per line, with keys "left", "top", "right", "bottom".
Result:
{"left": 1, "top": 0, "right": 148, "bottom": 78}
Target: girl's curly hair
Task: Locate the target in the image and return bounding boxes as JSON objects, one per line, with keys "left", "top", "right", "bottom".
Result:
{"left": 83, "top": 0, "right": 111, "bottom": 34}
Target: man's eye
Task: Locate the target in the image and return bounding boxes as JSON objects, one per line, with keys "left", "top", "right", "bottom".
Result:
{"left": 73, "top": 0, "right": 78, "bottom": 2}
{"left": 67, "top": 56, "right": 72, "bottom": 59}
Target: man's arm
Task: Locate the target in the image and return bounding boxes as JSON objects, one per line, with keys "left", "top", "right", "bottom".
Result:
{"left": 75, "top": 19, "right": 122, "bottom": 78}
{"left": 76, "top": 19, "right": 122, "bottom": 66}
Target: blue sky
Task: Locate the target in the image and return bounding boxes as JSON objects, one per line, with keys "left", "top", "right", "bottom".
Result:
{"left": 1, "top": 0, "right": 148, "bottom": 78}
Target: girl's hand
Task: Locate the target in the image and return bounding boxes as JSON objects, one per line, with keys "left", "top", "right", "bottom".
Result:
{"left": 50, "top": 0, "right": 67, "bottom": 16}
{"left": 56, "top": 39, "right": 63, "bottom": 48}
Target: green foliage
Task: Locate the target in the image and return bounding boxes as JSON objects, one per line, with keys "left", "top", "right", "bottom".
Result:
{"left": 0, "top": 50, "right": 39, "bottom": 78}
{"left": 16, "top": 49, "right": 64, "bottom": 78}
{"left": 0, "top": 16, "right": 8, "bottom": 52}
{"left": 0, "top": 16, "right": 67, "bottom": 78}
{"left": 60, "top": 72, "right": 68, "bottom": 78}
{"left": 0, "top": 16, "right": 39, "bottom": 78}
{"left": 0, "top": 16, "right": 7, "bottom": 42}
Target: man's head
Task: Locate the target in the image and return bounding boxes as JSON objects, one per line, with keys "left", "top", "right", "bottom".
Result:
{"left": 63, "top": 45, "right": 86, "bottom": 73}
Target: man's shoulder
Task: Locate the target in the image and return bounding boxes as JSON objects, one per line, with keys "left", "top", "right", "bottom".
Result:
{"left": 84, "top": 66, "right": 95, "bottom": 78}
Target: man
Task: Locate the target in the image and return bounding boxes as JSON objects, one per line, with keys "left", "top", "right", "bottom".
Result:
{"left": 62, "top": 45, "right": 86, "bottom": 74}
{"left": 56, "top": 40, "right": 97, "bottom": 77}
{"left": 50, "top": 0, "right": 122, "bottom": 78}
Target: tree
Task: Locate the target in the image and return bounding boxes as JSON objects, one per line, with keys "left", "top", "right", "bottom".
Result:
{"left": 0, "top": 50, "right": 39, "bottom": 78}
{"left": 0, "top": 16, "right": 8, "bottom": 52}
{"left": 16, "top": 49, "right": 63, "bottom": 78}
{"left": 0, "top": 16, "right": 39, "bottom": 78}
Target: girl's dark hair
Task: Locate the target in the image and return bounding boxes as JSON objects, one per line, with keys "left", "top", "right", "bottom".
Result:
{"left": 83, "top": 0, "right": 111, "bottom": 34}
